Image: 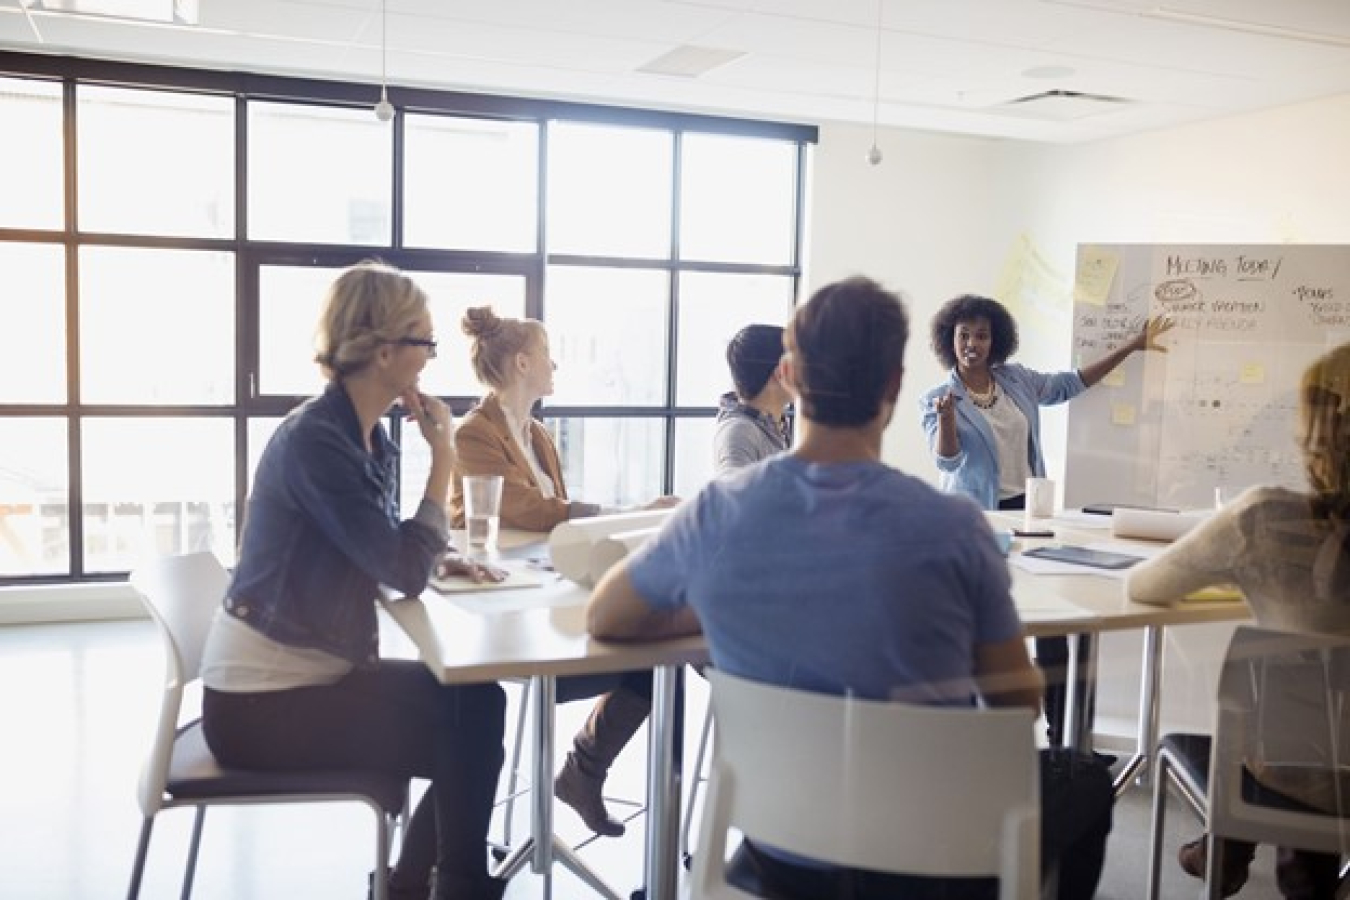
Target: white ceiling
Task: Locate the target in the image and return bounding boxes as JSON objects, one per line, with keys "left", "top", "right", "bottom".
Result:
{"left": 3, "top": 0, "right": 1350, "bottom": 142}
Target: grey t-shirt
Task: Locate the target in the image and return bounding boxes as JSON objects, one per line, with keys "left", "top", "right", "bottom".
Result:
{"left": 712, "top": 392, "right": 788, "bottom": 475}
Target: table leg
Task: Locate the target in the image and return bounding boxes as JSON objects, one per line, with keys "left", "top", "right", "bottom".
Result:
{"left": 533, "top": 675, "right": 555, "bottom": 882}
{"left": 1063, "top": 632, "right": 1097, "bottom": 751}
{"left": 493, "top": 674, "right": 624, "bottom": 900}
{"left": 644, "top": 665, "right": 681, "bottom": 900}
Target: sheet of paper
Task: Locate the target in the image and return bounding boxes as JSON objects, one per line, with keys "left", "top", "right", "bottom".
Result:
{"left": 429, "top": 564, "right": 548, "bottom": 594}
{"left": 1074, "top": 247, "right": 1119, "bottom": 306}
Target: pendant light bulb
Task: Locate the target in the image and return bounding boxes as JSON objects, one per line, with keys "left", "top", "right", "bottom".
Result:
{"left": 374, "top": 0, "right": 393, "bottom": 122}
{"left": 375, "top": 87, "right": 394, "bottom": 122}
{"left": 865, "top": 0, "right": 884, "bottom": 166}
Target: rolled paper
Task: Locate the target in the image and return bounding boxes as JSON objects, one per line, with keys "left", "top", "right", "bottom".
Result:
{"left": 588, "top": 527, "right": 661, "bottom": 585}
{"left": 548, "top": 509, "right": 673, "bottom": 586}
{"left": 1111, "top": 507, "right": 1209, "bottom": 542}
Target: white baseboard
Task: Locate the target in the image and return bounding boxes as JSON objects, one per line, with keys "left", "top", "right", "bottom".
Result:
{"left": 0, "top": 582, "right": 146, "bottom": 625}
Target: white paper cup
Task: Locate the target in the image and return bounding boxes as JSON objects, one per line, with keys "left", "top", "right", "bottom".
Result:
{"left": 1025, "top": 477, "right": 1056, "bottom": 520}
{"left": 463, "top": 474, "right": 503, "bottom": 556}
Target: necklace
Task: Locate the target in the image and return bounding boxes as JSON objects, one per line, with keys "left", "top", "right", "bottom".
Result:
{"left": 964, "top": 379, "right": 998, "bottom": 409}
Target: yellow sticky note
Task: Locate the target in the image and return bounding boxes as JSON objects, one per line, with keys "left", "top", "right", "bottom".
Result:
{"left": 1183, "top": 585, "right": 1244, "bottom": 603}
{"left": 1074, "top": 248, "right": 1119, "bottom": 307}
{"left": 1239, "top": 362, "right": 1265, "bottom": 385}
{"left": 1111, "top": 403, "right": 1136, "bottom": 425}
{"left": 1102, "top": 368, "right": 1126, "bottom": 387}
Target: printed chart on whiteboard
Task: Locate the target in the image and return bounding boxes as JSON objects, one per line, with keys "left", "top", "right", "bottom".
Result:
{"left": 1064, "top": 243, "right": 1350, "bottom": 511}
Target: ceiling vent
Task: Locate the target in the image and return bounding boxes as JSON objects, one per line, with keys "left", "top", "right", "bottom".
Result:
{"left": 995, "top": 89, "right": 1131, "bottom": 121}
{"left": 637, "top": 45, "right": 745, "bottom": 78}
{"left": 22, "top": 0, "right": 198, "bottom": 24}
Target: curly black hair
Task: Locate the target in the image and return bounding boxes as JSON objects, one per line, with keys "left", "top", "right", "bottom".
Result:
{"left": 929, "top": 294, "right": 1019, "bottom": 369}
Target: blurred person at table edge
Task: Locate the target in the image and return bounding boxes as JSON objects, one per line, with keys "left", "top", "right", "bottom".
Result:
{"left": 1128, "top": 341, "right": 1350, "bottom": 899}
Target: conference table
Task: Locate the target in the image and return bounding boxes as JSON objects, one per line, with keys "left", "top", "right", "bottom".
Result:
{"left": 987, "top": 509, "right": 1251, "bottom": 792}
{"left": 379, "top": 529, "right": 703, "bottom": 900}
{"left": 380, "top": 516, "right": 1250, "bottom": 900}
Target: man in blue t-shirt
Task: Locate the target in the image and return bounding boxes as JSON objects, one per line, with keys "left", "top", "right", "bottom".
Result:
{"left": 586, "top": 276, "right": 1113, "bottom": 900}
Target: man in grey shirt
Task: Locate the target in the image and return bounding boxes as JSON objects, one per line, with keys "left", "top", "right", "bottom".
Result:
{"left": 714, "top": 323, "right": 793, "bottom": 474}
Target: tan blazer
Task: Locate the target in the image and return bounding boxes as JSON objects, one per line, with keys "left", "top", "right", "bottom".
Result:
{"left": 451, "top": 394, "right": 597, "bottom": 531}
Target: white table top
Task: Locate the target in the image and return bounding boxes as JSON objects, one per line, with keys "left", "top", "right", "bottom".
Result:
{"left": 382, "top": 518, "right": 1251, "bottom": 684}
{"left": 989, "top": 509, "right": 1250, "bottom": 636}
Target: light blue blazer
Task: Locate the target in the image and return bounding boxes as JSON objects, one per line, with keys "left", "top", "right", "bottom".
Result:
{"left": 919, "top": 363, "right": 1086, "bottom": 511}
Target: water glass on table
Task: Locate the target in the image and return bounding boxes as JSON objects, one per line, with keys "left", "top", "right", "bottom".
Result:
{"left": 463, "top": 474, "right": 503, "bottom": 557}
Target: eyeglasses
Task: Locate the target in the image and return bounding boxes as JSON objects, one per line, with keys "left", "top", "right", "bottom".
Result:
{"left": 391, "top": 336, "right": 438, "bottom": 358}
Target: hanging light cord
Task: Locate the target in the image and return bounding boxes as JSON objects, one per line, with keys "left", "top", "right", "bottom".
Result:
{"left": 380, "top": 0, "right": 388, "bottom": 96}
{"left": 871, "top": 0, "right": 882, "bottom": 148}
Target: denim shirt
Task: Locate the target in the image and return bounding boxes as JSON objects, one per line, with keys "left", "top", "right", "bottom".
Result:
{"left": 224, "top": 381, "right": 447, "bottom": 667}
{"left": 918, "top": 363, "right": 1086, "bottom": 510}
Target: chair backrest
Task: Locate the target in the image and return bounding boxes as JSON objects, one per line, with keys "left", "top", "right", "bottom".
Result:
{"left": 1209, "top": 624, "right": 1350, "bottom": 854}
{"left": 690, "top": 669, "right": 1040, "bottom": 900}
{"left": 128, "top": 551, "right": 233, "bottom": 814}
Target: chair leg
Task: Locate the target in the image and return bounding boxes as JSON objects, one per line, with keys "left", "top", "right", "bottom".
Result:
{"left": 1204, "top": 832, "right": 1225, "bottom": 900}
{"left": 371, "top": 807, "right": 392, "bottom": 900}
{"left": 126, "top": 816, "right": 155, "bottom": 900}
{"left": 1146, "top": 755, "right": 1170, "bottom": 900}
{"left": 181, "top": 806, "right": 207, "bottom": 900}
{"left": 680, "top": 702, "right": 715, "bottom": 865}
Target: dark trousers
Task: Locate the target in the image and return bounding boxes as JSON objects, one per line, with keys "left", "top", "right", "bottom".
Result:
{"left": 203, "top": 661, "right": 506, "bottom": 894}
{"left": 999, "top": 493, "right": 1074, "bottom": 745}
{"left": 727, "top": 749, "right": 1114, "bottom": 900}
{"left": 555, "top": 669, "right": 652, "bottom": 703}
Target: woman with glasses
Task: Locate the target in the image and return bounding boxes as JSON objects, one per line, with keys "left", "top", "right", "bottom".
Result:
{"left": 453, "top": 305, "right": 676, "bottom": 838}
{"left": 199, "top": 261, "right": 508, "bottom": 900}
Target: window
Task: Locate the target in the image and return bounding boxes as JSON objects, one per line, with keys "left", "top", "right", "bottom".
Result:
{"left": 80, "top": 247, "right": 235, "bottom": 404}
{"left": 0, "top": 57, "right": 813, "bottom": 584}
{"left": 547, "top": 123, "right": 673, "bottom": 259}
{"left": 674, "top": 272, "right": 795, "bottom": 406}
{"left": 404, "top": 115, "right": 539, "bottom": 253}
{"left": 81, "top": 418, "right": 235, "bottom": 572}
{"left": 77, "top": 85, "right": 234, "bottom": 238}
{"left": 0, "top": 77, "right": 63, "bottom": 230}
{"left": 545, "top": 266, "right": 669, "bottom": 407}
{"left": 0, "top": 419, "right": 69, "bottom": 577}
{"left": 248, "top": 102, "right": 393, "bottom": 245}
{"left": 0, "top": 242, "right": 66, "bottom": 404}
{"left": 679, "top": 133, "right": 798, "bottom": 265}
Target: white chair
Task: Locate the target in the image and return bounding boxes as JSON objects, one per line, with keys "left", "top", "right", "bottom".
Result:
{"left": 1147, "top": 625, "right": 1350, "bottom": 900}
{"left": 126, "top": 552, "right": 410, "bottom": 900}
{"left": 689, "top": 670, "right": 1040, "bottom": 900}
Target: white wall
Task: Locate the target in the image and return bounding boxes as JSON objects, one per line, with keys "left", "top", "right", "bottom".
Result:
{"left": 804, "top": 121, "right": 1010, "bottom": 477}
{"left": 805, "top": 92, "right": 1350, "bottom": 739}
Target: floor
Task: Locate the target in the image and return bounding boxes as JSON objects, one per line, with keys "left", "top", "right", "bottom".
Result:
{"left": 0, "top": 619, "right": 1284, "bottom": 899}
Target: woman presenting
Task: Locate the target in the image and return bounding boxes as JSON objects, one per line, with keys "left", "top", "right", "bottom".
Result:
{"left": 200, "top": 262, "right": 507, "bottom": 900}
{"left": 452, "top": 306, "right": 675, "bottom": 838}
{"left": 919, "top": 293, "right": 1172, "bottom": 743}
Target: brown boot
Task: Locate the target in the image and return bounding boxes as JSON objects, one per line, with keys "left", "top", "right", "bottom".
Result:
{"left": 554, "top": 686, "right": 650, "bottom": 837}
{"left": 1177, "top": 835, "right": 1255, "bottom": 898}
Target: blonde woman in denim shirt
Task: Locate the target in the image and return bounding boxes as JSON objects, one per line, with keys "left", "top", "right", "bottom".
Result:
{"left": 200, "top": 262, "right": 508, "bottom": 900}
{"left": 919, "top": 294, "right": 1172, "bottom": 747}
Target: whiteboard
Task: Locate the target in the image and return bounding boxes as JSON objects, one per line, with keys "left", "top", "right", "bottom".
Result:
{"left": 1064, "top": 243, "right": 1350, "bottom": 510}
